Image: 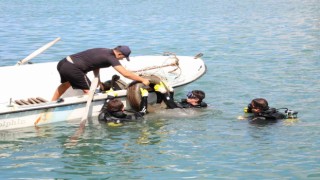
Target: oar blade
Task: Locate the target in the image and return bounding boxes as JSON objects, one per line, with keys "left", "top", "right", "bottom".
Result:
{"left": 16, "top": 37, "right": 61, "bottom": 66}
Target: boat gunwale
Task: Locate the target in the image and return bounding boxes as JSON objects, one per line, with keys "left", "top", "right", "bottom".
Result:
{"left": 0, "top": 91, "right": 127, "bottom": 115}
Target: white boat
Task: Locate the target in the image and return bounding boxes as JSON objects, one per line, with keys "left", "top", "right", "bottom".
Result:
{"left": 0, "top": 53, "right": 206, "bottom": 130}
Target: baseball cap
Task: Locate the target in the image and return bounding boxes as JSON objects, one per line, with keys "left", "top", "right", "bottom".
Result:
{"left": 115, "top": 45, "right": 131, "bottom": 61}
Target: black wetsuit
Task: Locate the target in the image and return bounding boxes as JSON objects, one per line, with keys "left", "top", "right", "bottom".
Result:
{"left": 248, "top": 108, "right": 286, "bottom": 122}
{"left": 98, "top": 96, "right": 147, "bottom": 124}
{"left": 57, "top": 48, "right": 121, "bottom": 89}
{"left": 156, "top": 92, "right": 207, "bottom": 109}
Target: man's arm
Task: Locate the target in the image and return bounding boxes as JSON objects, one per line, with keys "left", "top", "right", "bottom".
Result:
{"left": 138, "top": 88, "right": 148, "bottom": 115}
{"left": 113, "top": 65, "right": 150, "bottom": 86}
{"left": 160, "top": 93, "right": 179, "bottom": 109}
{"left": 154, "top": 82, "right": 178, "bottom": 109}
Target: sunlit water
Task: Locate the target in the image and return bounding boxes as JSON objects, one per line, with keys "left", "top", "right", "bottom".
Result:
{"left": 0, "top": 0, "right": 319, "bottom": 179}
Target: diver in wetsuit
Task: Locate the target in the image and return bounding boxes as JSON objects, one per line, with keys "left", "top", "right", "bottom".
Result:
{"left": 244, "top": 98, "right": 298, "bottom": 122}
{"left": 98, "top": 88, "right": 148, "bottom": 125}
{"left": 154, "top": 81, "right": 207, "bottom": 109}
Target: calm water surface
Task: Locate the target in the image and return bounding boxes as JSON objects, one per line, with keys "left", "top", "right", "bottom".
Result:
{"left": 0, "top": 0, "right": 319, "bottom": 179}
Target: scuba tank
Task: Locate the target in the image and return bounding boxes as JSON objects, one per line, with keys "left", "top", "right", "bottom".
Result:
{"left": 282, "top": 108, "right": 298, "bottom": 119}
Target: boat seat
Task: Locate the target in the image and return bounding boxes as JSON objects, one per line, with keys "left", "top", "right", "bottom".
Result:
{"left": 15, "top": 97, "right": 48, "bottom": 106}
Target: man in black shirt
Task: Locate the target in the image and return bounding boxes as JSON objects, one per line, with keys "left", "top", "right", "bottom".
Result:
{"left": 51, "top": 46, "right": 150, "bottom": 101}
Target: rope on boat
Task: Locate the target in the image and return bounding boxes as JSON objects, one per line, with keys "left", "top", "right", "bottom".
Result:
{"left": 132, "top": 62, "right": 177, "bottom": 73}
{"left": 132, "top": 52, "right": 182, "bottom": 79}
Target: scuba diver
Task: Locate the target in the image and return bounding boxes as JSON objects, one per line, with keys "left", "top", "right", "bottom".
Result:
{"left": 153, "top": 81, "right": 207, "bottom": 109}
{"left": 243, "top": 98, "right": 298, "bottom": 122}
{"left": 98, "top": 88, "right": 148, "bottom": 126}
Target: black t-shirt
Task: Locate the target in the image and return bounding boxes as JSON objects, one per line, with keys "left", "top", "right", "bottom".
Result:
{"left": 70, "top": 48, "right": 121, "bottom": 73}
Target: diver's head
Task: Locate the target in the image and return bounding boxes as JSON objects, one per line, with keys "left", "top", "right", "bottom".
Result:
{"left": 107, "top": 99, "right": 124, "bottom": 112}
{"left": 186, "top": 90, "right": 205, "bottom": 105}
{"left": 250, "top": 98, "right": 269, "bottom": 113}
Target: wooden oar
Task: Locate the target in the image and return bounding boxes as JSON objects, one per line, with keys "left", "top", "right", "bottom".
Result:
{"left": 67, "top": 77, "right": 99, "bottom": 145}
{"left": 15, "top": 37, "right": 61, "bottom": 66}
{"left": 81, "top": 77, "right": 99, "bottom": 123}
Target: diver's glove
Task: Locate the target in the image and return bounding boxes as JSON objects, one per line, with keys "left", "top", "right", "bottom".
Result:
{"left": 106, "top": 88, "right": 118, "bottom": 98}
{"left": 161, "top": 80, "right": 174, "bottom": 92}
{"left": 134, "top": 111, "right": 145, "bottom": 119}
{"left": 140, "top": 88, "right": 149, "bottom": 97}
{"left": 154, "top": 82, "right": 167, "bottom": 94}
{"left": 112, "top": 74, "right": 120, "bottom": 82}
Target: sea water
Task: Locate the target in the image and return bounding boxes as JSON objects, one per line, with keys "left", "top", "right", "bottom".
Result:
{"left": 0, "top": 0, "right": 319, "bottom": 179}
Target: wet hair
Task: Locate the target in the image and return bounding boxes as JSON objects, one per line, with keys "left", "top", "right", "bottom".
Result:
{"left": 251, "top": 98, "right": 269, "bottom": 111}
{"left": 192, "top": 90, "right": 205, "bottom": 103}
{"left": 107, "top": 99, "right": 124, "bottom": 112}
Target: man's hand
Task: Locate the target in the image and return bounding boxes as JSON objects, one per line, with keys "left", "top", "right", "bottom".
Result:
{"left": 140, "top": 88, "right": 149, "bottom": 97}
{"left": 142, "top": 79, "right": 150, "bottom": 86}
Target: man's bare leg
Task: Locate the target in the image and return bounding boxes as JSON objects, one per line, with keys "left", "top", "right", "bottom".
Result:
{"left": 83, "top": 89, "right": 89, "bottom": 94}
{"left": 51, "top": 82, "right": 71, "bottom": 101}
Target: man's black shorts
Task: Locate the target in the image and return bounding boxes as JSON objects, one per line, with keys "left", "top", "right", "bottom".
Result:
{"left": 57, "top": 59, "right": 91, "bottom": 90}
